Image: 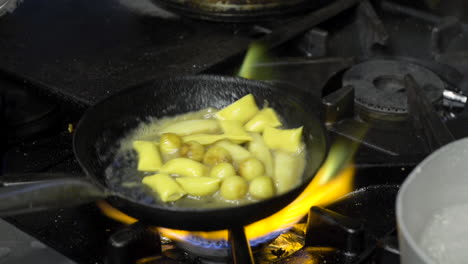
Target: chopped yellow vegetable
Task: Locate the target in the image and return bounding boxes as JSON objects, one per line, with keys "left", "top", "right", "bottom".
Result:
{"left": 159, "top": 120, "right": 219, "bottom": 136}
{"left": 239, "top": 157, "right": 265, "bottom": 181}
{"left": 160, "top": 158, "right": 208, "bottom": 177}
{"left": 203, "top": 146, "right": 232, "bottom": 167}
{"left": 142, "top": 173, "right": 186, "bottom": 202}
{"left": 159, "top": 133, "right": 182, "bottom": 156}
{"left": 220, "top": 176, "right": 249, "bottom": 200}
{"left": 244, "top": 108, "right": 282, "bottom": 133}
{"left": 263, "top": 126, "right": 303, "bottom": 153}
{"left": 210, "top": 163, "right": 237, "bottom": 180}
{"left": 182, "top": 134, "right": 225, "bottom": 145}
{"left": 249, "top": 176, "right": 276, "bottom": 200}
{"left": 180, "top": 141, "right": 205, "bottom": 162}
{"left": 273, "top": 151, "right": 305, "bottom": 194}
{"left": 175, "top": 177, "right": 221, "bottom": 196}
{"left": 219, "top": 120, "right": 252, "bottom": 143}
{"left": 133, "top": 140, "right": 163, "bottom": 171}
{"left": 248, "top": 132, "right": 274, "bottom": 177}
{"left": 215, "top": 140, "right": 251, "bottom": 165}
{"left": 216, "top": 94, "right": 259, "bottom": 124}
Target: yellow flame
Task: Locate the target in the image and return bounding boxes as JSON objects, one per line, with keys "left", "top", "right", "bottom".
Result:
{"left": 97, "top": 138, "right": 357, "bottom": 243}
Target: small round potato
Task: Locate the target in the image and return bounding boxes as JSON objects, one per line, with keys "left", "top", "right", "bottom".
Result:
{"left": 249, "top": 176, "right": 275, "bottom": 200}
{"left": 180, "top": 141, "right": 205, "bottom": 162}
{"left": 239, "top": 157, "right": 265, "bottom": 181}
{"left": 220, "top": 176, "right": 248, "bottom": 200}
{"left": 159, "top": 133, "right": 183, "bottom": 156}
{"left": 210, "top": 163, "right": 236, "bottom": 180}
{"left": 203, "top": 146, "right": 232, "bottom": 167}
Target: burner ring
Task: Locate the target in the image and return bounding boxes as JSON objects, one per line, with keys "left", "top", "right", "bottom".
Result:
{"left": 343, "top": 60, "right": 445, "bottom": 120}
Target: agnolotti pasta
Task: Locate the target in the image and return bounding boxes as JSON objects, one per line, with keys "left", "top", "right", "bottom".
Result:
{"left": 130, "top": 93, "right": 307, "bottom": 206}
{"left": 142, "top": 173, "right": 186, "bottom": 202}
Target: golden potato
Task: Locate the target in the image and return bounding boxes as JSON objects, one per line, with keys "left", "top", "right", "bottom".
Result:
{"left": 249, "top": 176, "right": 276, "bottom": 200}
{"left": 159, "top": 133, "right": 182, "bottom": 155}
{"left": 238, "top": 157, "right": 265, "bottom": 181}
{"left": 180, "top": 141, "right": 205, "bottom": 162}
{"left": 203, "top": 146, "right": 232, "bottom": 166}
{"left": 210, "top": 163, "right": 236, "bottom": 180}
{"left": 220, "top": 176, "right": 249, "bottom": 200}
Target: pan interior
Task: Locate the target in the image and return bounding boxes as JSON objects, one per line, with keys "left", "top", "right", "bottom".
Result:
{"left": 74, "top": 76, "right": 327, "bottom": 212}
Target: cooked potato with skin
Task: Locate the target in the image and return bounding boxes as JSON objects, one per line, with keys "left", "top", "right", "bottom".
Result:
{"left": 133, "top": 140, "right": 163, "bottom": 171}
{"left": 220, "top": 176, "right": 249, "bottom": 200}
{"left": 210, "top": 162, "right": 236, "bottom": 180}
{"left": 216, "top": 94, "right": 259, "bottom": 124}
{"left": 142, "top": 173, "right": 186, "bottom": 202}
{"left": 159, "top": 133, "right": 183, "bottom": 161}
{"left": 249, "top": 176, "right": 276, "bottom": 200}
{"left": 244, "top": 108, "right": 282, "bottom": 133}
{"left": 215, "top": 140, "right": 251, "bottom": 165}
{"left": 180, "top": 141, "right": 205, "bottom": 162}
{"left": 159, "top": 119, "right": 220, "bottom": 136}
{"left": 175, "top": 177, "right": 221, "bottom": 196}
{"left": 239, "top": 157, "right": 265, "bottom": 181}
{"left": 263, "top": 126, "right": 303, "bottom": 153}
{"left": 160, "top": 158, "right": 208, "bottom": 177}
{"left": 203, "top": 146, "right": 232, "bottom": 166}
{"left": 248, "top": 132, "right": 274, "bottom": 177}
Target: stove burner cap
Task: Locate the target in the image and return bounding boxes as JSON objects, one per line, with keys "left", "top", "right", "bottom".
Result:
{"left": 342, "top": 60, "right": 445, "bottom": 121}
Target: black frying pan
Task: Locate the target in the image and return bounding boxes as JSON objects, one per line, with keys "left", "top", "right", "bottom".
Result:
{"left": 0, "top": 75, "right": 328, "bottom": 231}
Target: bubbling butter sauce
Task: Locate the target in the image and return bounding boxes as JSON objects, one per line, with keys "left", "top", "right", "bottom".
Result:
{"left": 104, "top": 107, "right": 306, "bottom": 209}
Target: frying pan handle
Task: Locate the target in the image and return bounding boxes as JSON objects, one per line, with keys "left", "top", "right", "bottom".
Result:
{"left": 0, "top": 173, "right": 107, "bottom": 217}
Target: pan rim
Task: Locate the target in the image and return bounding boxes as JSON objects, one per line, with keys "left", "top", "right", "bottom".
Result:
{"left": 73, "top": 74, "right": 329, "bottom": 215}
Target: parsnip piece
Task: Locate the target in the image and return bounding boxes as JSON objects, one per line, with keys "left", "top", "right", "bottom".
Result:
{"left": 273, "top": 150, "right": 305, "bottom": 194}
{"left": 263, "top": 126, "right": 303, "bottom": 153}
{"left": 159, "top": 120, "right": 219, "bottom": 136}
{"left": 248, "top": 133, "right": 274, "bottom": 177}
{"left": 220, "top": 176, "right": 248, "bottom": 200}
{"left": 160, "top": 158, "right": 208, "bottom": 177}
{"left": 202, "top": 146, "right": 232, "bottom": 167}
{"left": 180, "top": 141, "right": 205, "bottom": 162}
{"left": 133, "top": 140, "right": 163, "bottom": 172}
{"left": 219, "top": 120, "right": 252, "bottom": 143}
{"left": 182, "top": 134, "right": 225, "bottom": 145}
{"left": 244, "top": 108, "right": 282, "bottom": 133}
{"left": 216, "top": 94, "right": 259, "bottom": 124}
{"left": 142, "top": 173, "right": 185, "bottom": 202}
{"left": 249, "top": 176, "right": 276, "bottom": 200}
{"left": 176, "top": 177, "right": 221, "bottom": 196}
{"left": 239, "top": 157, "right": 265, "bottom": 181}
{"left": 215, "top": 140, "right": 251, "bottom": 164}
{"left": 210, "top": 163, "right": 236, "bottom": 180}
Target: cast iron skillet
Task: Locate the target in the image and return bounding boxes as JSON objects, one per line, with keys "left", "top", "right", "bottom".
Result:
{"left": 0, "top": 75, "right": 328, "bottom": 231}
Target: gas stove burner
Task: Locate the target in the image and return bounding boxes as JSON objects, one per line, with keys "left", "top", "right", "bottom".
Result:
{"left": 173, "top": 231, "right": 282, "bottom": 263}
{"left": 343, "top": 60, "right": 445, "bottom": 121}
